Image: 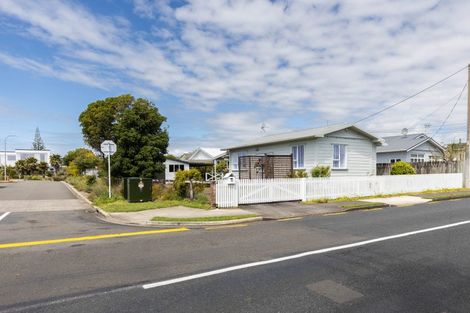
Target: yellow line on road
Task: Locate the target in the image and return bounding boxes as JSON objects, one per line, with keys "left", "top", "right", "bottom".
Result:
{"left": 278, "top": 217, "right": 304, "bottom": 222}
{"left": 323, "top": 212, "right": 347, "bottom": 216}
{"left": 0, "top": 228, "right": 189, "bottom": 249}
{"left": 205, "top": 224, "right": 247, "bottom": 230}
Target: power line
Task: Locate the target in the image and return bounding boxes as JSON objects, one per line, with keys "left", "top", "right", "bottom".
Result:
{"left": 353, "top": 65, "right": 468, "bottom": 124}
{"left": 432, "top": 82, "right": 468, "bottom": 138}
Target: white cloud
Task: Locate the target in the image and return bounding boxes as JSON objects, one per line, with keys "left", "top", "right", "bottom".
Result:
{"left": 0, "top": 0, "right": 469, "bottom": 149}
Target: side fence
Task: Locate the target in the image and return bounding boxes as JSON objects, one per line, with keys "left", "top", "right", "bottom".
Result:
{"left": 377, "top": 161, "right": 463, "bottom": 175}
{"left": 215, "top": 173, "right": 463, "bottom": 208}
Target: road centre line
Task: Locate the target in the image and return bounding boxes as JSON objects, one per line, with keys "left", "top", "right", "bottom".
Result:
{"left": 0, "top": 212, "right": 10, "bottom": 222}
{"left": 0, "top": 228, "right": 189, "bottom": 249}
{"left": 143, "top": 219, "right": 470, "bottom": 289}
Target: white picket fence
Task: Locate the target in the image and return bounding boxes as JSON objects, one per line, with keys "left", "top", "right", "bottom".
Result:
{"left": 215, "top": 173, "right": 463, "bottom": 208}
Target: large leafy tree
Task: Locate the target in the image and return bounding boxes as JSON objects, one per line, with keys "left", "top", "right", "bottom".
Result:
{"left": 112, "top": 98, "right": 168, "bottom": 178}
{"left": 79, "top": 94, "right": 133, "bottom": 155}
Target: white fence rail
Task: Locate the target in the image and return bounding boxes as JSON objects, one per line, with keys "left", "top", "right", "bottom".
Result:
{"left": 215, "top": 173, "right": 463, "bottom": 208}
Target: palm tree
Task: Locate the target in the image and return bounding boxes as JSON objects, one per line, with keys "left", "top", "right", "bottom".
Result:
{"left": 50, "top": 154, "right": 62, "bottom": 175}
{"left": 15, "top": 160, "right": 26, "bottom": 178}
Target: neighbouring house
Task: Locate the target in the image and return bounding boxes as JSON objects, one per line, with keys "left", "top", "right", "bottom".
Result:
{"left": 445, "top": 141, "right": 466, "bottom": 161}
{"left": 0, "top": 149, "right": 51, "bottom": 167}
{"left": 224, "top": 124, "right": 382, "bottom": 178}
{"left": 179, "top": 147, "right": 228, "bottom": 180}
{"left": 180, "top": 147, "right": 227, "bottom": 166}
{"left": 377, "top": 133, "right": 445, "bottom": 164}
{"left": 164, "top": 156, "right": 190, "bottom": 181}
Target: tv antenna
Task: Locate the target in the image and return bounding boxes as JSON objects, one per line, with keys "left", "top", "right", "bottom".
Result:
{"left": 260, "top": 123, "right": 267, "bottom": 133}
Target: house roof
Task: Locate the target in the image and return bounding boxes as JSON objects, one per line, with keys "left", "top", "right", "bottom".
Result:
{"left": 224, "top": 124, "right": 382, "bottom": 150}
{"left": 180, "top": 147, "right": 226, "bottom": 162}
{"left": 377, "top": 133, "right": 444, "bottom": 153}
{"left": 164, "top": 155, "right": 190, "bottom": 164}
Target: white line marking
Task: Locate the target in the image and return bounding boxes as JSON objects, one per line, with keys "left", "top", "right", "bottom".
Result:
{"left": 0, "top": 212, "right": 10, "bottom": 222}
{"left": 143, "top": 219, "right": 470, "bottom": 289}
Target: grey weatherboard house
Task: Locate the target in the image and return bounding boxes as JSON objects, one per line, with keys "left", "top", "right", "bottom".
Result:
{"left": 224, "top": 124, "right": 382, "bottom": 178}
{"left": 377, "top": 133, "right": 445, "bottom": 164}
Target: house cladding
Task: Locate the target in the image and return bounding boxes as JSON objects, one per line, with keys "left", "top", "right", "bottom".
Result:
{"left": 227, "top": 125, "right": 380, "bottom": 177}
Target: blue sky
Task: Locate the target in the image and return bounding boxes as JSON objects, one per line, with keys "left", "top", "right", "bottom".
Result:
{"left": 0, "top": 0, "right": 469, "bottom": 155}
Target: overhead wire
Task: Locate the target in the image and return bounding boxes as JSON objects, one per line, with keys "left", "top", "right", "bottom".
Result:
{"left": 353, "top": 65, "right": 468, "bottom": 124}
{"left": 432, "top": 82, "right": 468, "bottom": 138}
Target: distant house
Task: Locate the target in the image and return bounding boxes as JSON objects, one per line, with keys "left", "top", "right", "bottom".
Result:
{"left": 224, "top": 124, "right": 382, "bottom": 178}
{"left": 164, "top": 156, "right": 190, "bottom": 181}
{"left": 180, "top": 147, "right": 227, "bottom": 166}
{"left": 377, "top": 133, "right": 444, "bottom": 164}
{"left": 0, "top": 149, "right": 51, "bottom": 167}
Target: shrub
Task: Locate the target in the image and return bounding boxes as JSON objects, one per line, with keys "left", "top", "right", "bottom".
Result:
{"left": 174, "top": 168, "right": 204, "bottom": 200}
{"left": 52, "top": 175, "right": 66, "bottom": 181}
{"left": 292, "top": 169, "right": 308, "bottom": 178}
{"left": 29, "top": 175, "right": 43, "bottom": 181}
{"left": 86, "top": 175, "right": 97, "bottom": 186}
{"left": 311, "top": 166, "right": 331, "bottom": 177}
{"left": 391, "top": 161, "right": 416, "bottom": 175}
{"left": 152, "top": 183, "right": 167, "bottom": 200}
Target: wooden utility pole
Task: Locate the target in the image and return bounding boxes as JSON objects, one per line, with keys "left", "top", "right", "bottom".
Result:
{"left": 465, "top": 64, "right": 470, "bottom": 187}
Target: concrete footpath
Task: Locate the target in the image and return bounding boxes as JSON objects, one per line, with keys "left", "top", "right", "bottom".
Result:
{"left": 104, "top": 206, "right": 262, "bottom": 227}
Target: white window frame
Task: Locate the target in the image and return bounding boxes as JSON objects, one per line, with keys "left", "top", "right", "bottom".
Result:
{"left": 410, "top": 153, "right": 425, "bottom": 163}
{"left": 332, "top": 144, "right": 347, "bottom": 169}
{"left": 292, "top": 145, "right": 305, "bottom": 169}
{"left": 232, "top": 152, "right": 245, "bottom": 171}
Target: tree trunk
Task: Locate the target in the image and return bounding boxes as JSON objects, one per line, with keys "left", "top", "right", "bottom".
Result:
{"left": 189, "top": 180, "right": 194, "bottom": 200}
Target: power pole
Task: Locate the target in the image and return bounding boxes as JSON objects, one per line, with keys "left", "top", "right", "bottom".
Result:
{"left": 465, "top": 64, "right": 470, "bottom": 187}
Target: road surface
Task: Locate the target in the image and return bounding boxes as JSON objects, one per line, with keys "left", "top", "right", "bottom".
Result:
{"left": 1, "top": 181, "right": 470, "bottom": 312}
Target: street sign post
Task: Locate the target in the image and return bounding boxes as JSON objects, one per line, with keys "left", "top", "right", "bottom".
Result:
{"left": 100, "top": 140, "right": 117, "bottom": 198}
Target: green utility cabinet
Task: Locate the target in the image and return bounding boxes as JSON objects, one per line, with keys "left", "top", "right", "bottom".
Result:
{"left": 123, "top": 177, "right": 152, "bottom": 202}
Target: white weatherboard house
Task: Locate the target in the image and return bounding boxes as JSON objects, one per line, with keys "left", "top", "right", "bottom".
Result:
{"left": 377, "top": 133, "right": 445, "bottom": 164}
{"left": 180, "top": 147, "right": 227, "bottom": 166}
{"left": 224, "top": 124, "right": 382, "bottom": 178}
{"left": 164, "top": 157, "right": 190, "bottom": 181}
{"left": 0, "top": 149, "right": 51, "bottom": 167}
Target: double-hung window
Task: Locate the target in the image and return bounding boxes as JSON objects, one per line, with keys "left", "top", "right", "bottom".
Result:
{"left": 410, "top": 154, "right": 425, "bottom": 163}
{"left": 232, "top": 152, "right": 245, "bottom": 170}
{"left": 292, "top": 145, "right": 304, "bottom": 169}
{"left": 332, "top": 144, "right": 347, "bottom": 169}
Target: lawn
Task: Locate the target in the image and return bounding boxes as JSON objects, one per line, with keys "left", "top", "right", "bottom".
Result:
{"left": 98, "top": 199, "right": 211, "bottom": 212}
{"left": 303, "top": 188, "right": 470, "bottom": 204}
{"left": 151, "top": 214, "right": 259, "bottom": 222}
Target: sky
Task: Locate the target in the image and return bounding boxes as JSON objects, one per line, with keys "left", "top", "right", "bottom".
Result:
{"left": 0, "top": 0, "right": 469, "bottom": 156}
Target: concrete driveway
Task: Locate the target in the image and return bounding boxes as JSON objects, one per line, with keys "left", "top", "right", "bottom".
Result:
{"left": 0, "top": 181, "right": 91, "bottom": 212}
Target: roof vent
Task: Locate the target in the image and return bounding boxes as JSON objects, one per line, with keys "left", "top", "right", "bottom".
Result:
{"left": 401, "top": 128, "right": 408, "bottom": 137}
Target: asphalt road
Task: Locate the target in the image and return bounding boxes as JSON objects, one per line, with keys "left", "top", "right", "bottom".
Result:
{"left": 1, "top": 182, "right": 470, "bottom": 312}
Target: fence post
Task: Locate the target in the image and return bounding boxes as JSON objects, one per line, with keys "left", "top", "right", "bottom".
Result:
{"left": 301, "top": 178, "right": 307, "bottom": 201}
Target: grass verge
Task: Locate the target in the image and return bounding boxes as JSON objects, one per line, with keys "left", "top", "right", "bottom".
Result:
{"left": 151, "top": 214, "right": 258, "bottom": 222}
{"left": 303, "top": 188, "right": 470, "bottom": 204}
{"left": 98, "top": 199, "right": 211, "bottom": 212}
{"left": 341, "top": 202, "right": 387, "bottom": 211}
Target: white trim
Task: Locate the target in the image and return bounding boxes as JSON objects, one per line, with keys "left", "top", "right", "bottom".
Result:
{"left": 332, "top": 143, "right": 347, "bottom": 170}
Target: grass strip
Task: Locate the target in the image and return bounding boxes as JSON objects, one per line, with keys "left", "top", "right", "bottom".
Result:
{"left": 341, "top": 202, "right": 387, "bottom": 210}
{"left": 303, "top": 188, "right": 470, "bottom": 204}
{"left": 98, "top": 199, "right": 211, "bottom": 212}
{"left": 151, "top": 214, "right": 259, "bottom": 222}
